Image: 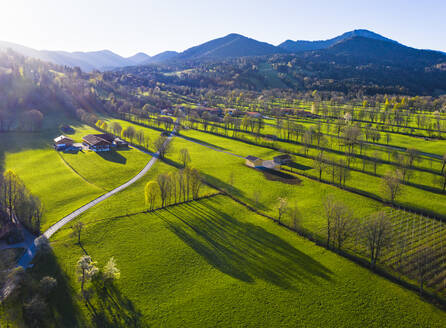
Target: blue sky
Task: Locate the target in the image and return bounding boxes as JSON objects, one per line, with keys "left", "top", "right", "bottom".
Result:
{"left": 0, "top": 0, "right": 445, "bottom": 56}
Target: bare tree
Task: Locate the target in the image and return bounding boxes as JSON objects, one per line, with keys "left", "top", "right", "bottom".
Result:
{"left": 71, "top": 221, "right": 84, "bottom": 244}
{"left": 332, "top": 205, "right": 354, "bottom": 250}
{"left": 190, "top": 168, "right": 203, "bottom": 200}
{"left": 406, "top": 148, "right": 420, "bottom": 168}
{"left": 371, "top": 151, "right": 381, "bottom": 175}
{"left": 154, "top": 135, "right": 172, "bottom": 160}
{"left": 313, "top": 150, "right": 327, "bottom": 181}
{"left": 381, "top": 170, "right": 403, "bottom": 204}
{"left": 111, "top": 122, "right": 122, "bottom": 136}
{"left": 288, "top": 202, "right": 302, "bottom": 232}
{"left": 363, "top": 211, "right": 392, "bottom": 268}
{"left": 179, "top": 148, "right": 191, "bottom": 167}
{"left": 157, "top": 174, "right": 171, "bottom": 207}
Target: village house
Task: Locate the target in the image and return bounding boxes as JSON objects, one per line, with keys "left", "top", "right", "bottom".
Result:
{"left": 82, "top": 134, "right": 128, "bottom": 151}
{"left": 53, "top": 135, "right": 74, "bottom": 150}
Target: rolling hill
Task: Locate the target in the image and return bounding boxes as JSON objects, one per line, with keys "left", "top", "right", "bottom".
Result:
{"left": 279, "top": 29, "right": 397, "bottom": 52}
{"left": 172, "top": 33, "right": 286, "bottom": 61}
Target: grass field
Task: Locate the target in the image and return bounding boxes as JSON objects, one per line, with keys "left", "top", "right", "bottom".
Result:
{"left": 59, "top": 124, "right": 150, "bottom": 190}
{"left": 0, "top": 119, "right": 151, "bottom": 231}
{"left": 37, "top": 195, "right": 446, "bottom": 327}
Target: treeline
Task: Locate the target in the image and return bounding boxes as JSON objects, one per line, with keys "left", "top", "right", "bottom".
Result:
{"left": 0, "top": 170, "right": 42, "bottom": 239}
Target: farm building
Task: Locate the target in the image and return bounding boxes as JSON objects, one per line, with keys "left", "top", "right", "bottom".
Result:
{"left": 82, "top": 134, "right": 128, "bottom": 151}
{"left": 113, "top": 137, "right": 129, "bottom": 148}
{"left": 54, "top": 135, "right": 74, "bottom": 150}
{"left": 245, "top": 156, "right": 264, "bottom": 168}
{"left": 274, "top": 154, "right": 292, "bottom": 165}
{"left": 246, "top": 111, "right": 262, "bottom": 119}
{"left": 82, "top": 134, "right": 113, "bottom": 151}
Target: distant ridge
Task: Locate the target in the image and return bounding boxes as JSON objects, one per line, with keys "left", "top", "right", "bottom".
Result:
{"left": 279, "top": 29, "right": 397, "bottom": 52}
{"left": 1, "top": 29, "right": 444, "bottom": 70}
{"left": 0, "top": 40, "right": 150, "bottom": 71}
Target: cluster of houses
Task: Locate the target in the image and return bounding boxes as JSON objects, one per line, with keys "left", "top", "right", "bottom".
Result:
{"left": 53, "top": 134, "right": 128, "bottom": 152}
{"left": 245, "top": 154, "right": 292, "bottom": 170}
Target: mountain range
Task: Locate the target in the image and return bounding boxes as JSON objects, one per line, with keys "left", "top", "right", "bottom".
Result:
{"left": 1, "top": 29, "right": 445, "bottom": 72}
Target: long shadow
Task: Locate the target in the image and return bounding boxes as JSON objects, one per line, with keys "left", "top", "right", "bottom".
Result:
{"left": 90, "top": 278, "right": 146, "bottom": 328}
{"left": 29, "top": 247, "right": 88, "bottom": 327}
{"left": 154, "top": 198, "right": 332, "bottom": 290}
{"left": 179, "top": 134, "right": 228, "bottom": 151}
{"left": 287, "top": 162, "right": 313, "bottom": 171}
{"left": 96, "top": 150, "right": 127, "bottom": 164}
{"left": 199, "top": 172, "right": 269, "bottom": 211}
{"left": 258, "top": 168, "right": 302, "bottom": 185}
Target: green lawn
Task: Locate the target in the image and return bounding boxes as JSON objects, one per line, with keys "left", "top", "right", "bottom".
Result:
{"left": 41, "top": 195, "right": 446, "bottom": 327}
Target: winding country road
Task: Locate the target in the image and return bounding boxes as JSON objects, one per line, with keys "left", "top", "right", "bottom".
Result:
{"left": 17, "top": 131, "right": 175, "bottom": 268}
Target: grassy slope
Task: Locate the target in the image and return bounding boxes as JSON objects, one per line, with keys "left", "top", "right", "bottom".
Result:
{"left": 0, "top": 120, "right": 150, "bottom": 231}
{"left": 49, "top": 195, "right": 446, "bottom": 327}
{"left": 59, "top": 125, "right": 150, "bottom": 191}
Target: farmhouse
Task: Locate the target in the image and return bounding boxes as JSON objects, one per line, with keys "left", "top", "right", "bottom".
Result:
{"left": 82, "top": 134, "right": 113, "bottom": 151}
{"left": 53, "top": 135, "right": 74, "bottom": 150}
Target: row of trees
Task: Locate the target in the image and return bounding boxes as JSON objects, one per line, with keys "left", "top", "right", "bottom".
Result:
{"left": 270, "top": 194, "right": 439, "bottom": 294}
{"left": 145, "top": 164, "right": 203, "bottom": 211}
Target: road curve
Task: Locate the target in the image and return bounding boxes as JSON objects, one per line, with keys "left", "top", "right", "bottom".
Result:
{"left": 17, "top": 132, "right": 175, "bottom": 268}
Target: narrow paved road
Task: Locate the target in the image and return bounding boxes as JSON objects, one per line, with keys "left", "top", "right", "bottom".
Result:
{"left": 17, "top": 131, "right": 175, "bottom": 268}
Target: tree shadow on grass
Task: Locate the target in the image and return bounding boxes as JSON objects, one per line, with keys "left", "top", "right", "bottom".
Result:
{"left": 179, "top": 134, "right": 228, "bottom": 151}
{"left": 97, "top": 150, "right": 127, "bottom": 164}
{"left": 154, "top": 198, "right": 332, "bottom": 290}
{"left": 29, "top": 248, "right": 88, "bottom": 327}
{"left": 89, "top": 278, "right": 146, "bottom": 328}
{"left": 199, "top": 172, "right": 269, "bottom": 212}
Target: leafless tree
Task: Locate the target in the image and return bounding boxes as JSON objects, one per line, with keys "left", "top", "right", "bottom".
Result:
{"left": 179, "top": 148, "right": 191, "bottom": 167}
{"left": 381, "top": 170, "right": 403, "bottom": 204}
{"left": 71, "top": 221, "right": 84, "bottom": 244}
{"left": 157, "top": 173, "right": 171, "bottom": 207}
{"left": 363, "top": 211, "right": 392, "bottom": 268}
{"left": 154, "top": 135, "right": 172, "bottom": 160}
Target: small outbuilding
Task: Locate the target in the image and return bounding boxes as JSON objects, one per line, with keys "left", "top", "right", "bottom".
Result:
{"left": 113, "top": 137, "right": 128, "bottom": 149}
{"left": 54, "top": 135, "right": 74, "bottom": 150}
{"left": 262, "top": 160, "right": 280, "bottom": 170}
{"left": 245, "top": 156, "right": 264, "bottom": 168}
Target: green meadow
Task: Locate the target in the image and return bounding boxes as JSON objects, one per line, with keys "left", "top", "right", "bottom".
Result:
{"left": 36, "top": 195, "right": 446, "bottom": 327}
